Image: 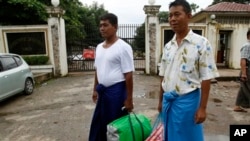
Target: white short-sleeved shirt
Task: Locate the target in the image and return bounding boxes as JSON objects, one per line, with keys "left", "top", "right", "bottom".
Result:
{"left": 94, "top": 39, "right": 135, "bottom": 87}
{"left": 159, "top": 30, "right": 219, "bottom": 95}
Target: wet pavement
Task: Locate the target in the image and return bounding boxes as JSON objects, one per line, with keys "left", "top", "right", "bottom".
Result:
{"left": 0, "top": 69, "right": 249, "bottom": 141}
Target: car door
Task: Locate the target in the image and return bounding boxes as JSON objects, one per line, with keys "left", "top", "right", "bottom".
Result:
{"left": 0, "top": 59, "right": 10, "bottom": 100}
{"left": 0, "top": 56, "right": 19, "bottom": 99}
{"left": 0, "top": 57, "right": 13, "bottom": 99}
{"left": 13, "top": 56, "right": 26, "bottom": 89}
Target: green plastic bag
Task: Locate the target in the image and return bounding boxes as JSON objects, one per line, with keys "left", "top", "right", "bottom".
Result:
{"left": 107, "top": 113, "right": 152, "bottom": 141}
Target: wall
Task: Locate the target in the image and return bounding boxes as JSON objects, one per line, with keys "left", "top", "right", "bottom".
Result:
{"left": 0, "top": 7, "right": 68, "bottom": 77}
{"left": 206, "top": 17, "right": 250, "bottom": 69}
{"left": 223, "top": 24, "right": 250, "bottom": 68}
{"left": 0, "top": 23, "right": 68, "bottom": 76}
{"left": 0, "top": 25, "right": 48, "bottom": 53}
{"left": 156, "top": 20, "right": 249, "bottom": 69}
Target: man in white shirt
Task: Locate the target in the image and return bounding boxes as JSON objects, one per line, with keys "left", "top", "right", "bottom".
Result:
{"left": 88, "top": 13, "right": 134, "bottom": 141}
{"left": 157, "top": 0, "right": 219, "bottom": 141}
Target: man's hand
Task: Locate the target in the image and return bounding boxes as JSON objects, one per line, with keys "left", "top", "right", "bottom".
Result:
{"left": 158, "top": 102, "right": 162, "bottom": 113}
{"left": 195, "top": 107, "right": 206, "bottom": 124}
{"left": 92, "top": 91, "right": 98, "bottom": 103}
{"left": 124, "top": 98, "right": 134, "bottom": 112}
{"left": 241, "top": 74, "right": 248, "bottom": 82}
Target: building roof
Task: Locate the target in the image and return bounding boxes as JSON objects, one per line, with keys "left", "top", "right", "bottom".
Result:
{"left": 203, "top": 2, "right": 250, "bottom": 12}
{"left": 191, "top": 2, "right": 250, "bottom": 23}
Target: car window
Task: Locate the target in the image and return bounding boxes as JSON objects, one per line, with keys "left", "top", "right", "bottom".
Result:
{"left": 14, "top": 56, "right": 23, "bottom": 66}
{"left": 1, "top": 56, "right": 18, "bottom": 70}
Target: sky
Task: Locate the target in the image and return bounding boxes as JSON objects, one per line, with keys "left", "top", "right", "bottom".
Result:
{"left": 79, "top": 0, "right": 214, "bottom": 24}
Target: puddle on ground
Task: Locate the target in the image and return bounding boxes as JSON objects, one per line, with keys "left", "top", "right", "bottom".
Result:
{"left": 212, "top": 98, "right": 223, "bottom": 103}
{"left": 135, "top": 91, "right": 159, "bottom": 99}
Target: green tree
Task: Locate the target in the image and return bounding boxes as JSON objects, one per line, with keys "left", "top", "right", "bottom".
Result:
{"left": 158, "top": 11, "right": 169, "bottom": 23}
{"left": 190, "top": 3, "right": 199, "bottom": 13}
{"left": 0, "top": 0, "right": 47, "bottom": 25}
{"left": 82, "top": 2, "right": 108, "bottom": 45}
{"left": 66, "top": 2, "right": 107, "bottom": 43}
{"left": 0, "top": 0, "right": 108, "bottom": 45}
{"left": 133, "top": 11, "right": 169, "bottom": 57}
{"left": 133, "top": 23, "right": 145, "bottom": 57}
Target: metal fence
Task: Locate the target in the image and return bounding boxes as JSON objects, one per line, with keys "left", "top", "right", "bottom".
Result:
{"left": 67, "top": 24, "right": 145, "bottom": 72}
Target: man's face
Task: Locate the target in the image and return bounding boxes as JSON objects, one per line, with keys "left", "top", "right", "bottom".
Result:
{"left": 99, "top": 20, "right": 117, "bottom": 39}
{"left": 168, "top": 5, "right": 191, "bottom": 33}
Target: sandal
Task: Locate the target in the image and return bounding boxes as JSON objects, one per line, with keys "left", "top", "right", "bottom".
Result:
{"left": 234, "top": 107, "right": 247, "bottom": 112}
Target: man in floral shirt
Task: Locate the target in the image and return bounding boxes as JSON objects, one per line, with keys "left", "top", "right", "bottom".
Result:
{"left": 157, "top": 0, "right": 219, "bottom": 141}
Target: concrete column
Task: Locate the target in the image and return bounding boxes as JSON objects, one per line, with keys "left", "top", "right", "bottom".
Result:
{"left": 0, "top": 27, "right": 4, "bottom": 53}
{"left": 144, "top": 5, "right": 161, "bottom": 75}
{"left": 47, "top": 6, "right": 68, "bottom": 76}
{"left": 207, "top": 21, "right": 219, "bottom": 62}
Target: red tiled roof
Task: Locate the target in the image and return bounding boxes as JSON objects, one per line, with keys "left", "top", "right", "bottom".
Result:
{"left": 203, "top": 2, "right": 250, "bottom": 12}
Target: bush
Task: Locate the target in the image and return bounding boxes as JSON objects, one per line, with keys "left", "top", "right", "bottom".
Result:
{"left": 22, "top": 56, "right": 49, "bottom": 65}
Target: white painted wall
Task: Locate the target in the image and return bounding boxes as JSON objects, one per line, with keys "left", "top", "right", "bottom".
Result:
{"left": 229, "top": 24, "right": 250, "bottom": 68}
{"left": 155, "top": 22, "right": 250, "bottom": 69}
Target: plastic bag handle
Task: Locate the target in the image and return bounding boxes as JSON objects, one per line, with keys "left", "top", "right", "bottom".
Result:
{"left": 127, "top": 112, "right": 145, "bottom": 141}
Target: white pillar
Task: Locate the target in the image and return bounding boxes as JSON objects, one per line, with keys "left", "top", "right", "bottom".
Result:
{"left": 144, "top": 5, "right": 161, "bottom": 74}
{"left": 47, "top": 7, "right": 68, "bottom": 76}
{"left": 207, "top": 21, "right": 219, "bottom": 62}
{"left": 0, "top": 27, "right": 5, "bottom": 53}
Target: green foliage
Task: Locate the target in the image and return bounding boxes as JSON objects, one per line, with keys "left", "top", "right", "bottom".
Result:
{"left": 23, "top": 55, "right": 49, "bottom": 65}
{"left": 158, "top": 11, "right": 169, "bottom": 23}
{"left": 66, "top": 2, "right": 107, "bottom": 43}
{"left": 64, "top": 1, "right": 107, "bottom": 44}
{"left": 190, "top": 3, "right": 199, "bottom": 13}
{"left": 133, "top": 23, "right": 145, "bottom": 58}
{"left": 0, "top": 0, "right": 108, "bottom": 46}
{"left": 87, "top": 2, "right": 108, "bottom": 26}
{"left": 0, "top": 0, "right": 48, "bottom": 25}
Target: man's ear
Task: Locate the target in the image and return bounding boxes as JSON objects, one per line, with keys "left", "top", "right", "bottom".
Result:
{"left": 187, "top": 13, "right": 192, "bottom": 19}
{"left": 114, "top": 24, "right": 118, "bottom": 29}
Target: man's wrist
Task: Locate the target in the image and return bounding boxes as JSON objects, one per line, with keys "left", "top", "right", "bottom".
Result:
{"left": 241, "top": 74, "right": 247, "bottom": 77}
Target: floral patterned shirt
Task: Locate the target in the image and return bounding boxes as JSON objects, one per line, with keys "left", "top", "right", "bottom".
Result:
{"left": 159, "top": 30, "right": 219, "bottom": 95}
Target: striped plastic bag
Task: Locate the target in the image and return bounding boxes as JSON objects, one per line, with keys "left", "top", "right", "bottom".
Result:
{"left": 145, "top": 113, "right": 164, "bottom": 141}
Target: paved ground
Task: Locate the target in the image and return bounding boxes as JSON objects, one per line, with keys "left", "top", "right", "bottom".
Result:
{"left": 0, "top": 69, "right": 249, "bottom": 141}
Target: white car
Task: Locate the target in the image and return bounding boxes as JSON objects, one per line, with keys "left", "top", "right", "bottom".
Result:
{"left": 0, "top": 53, "right": 35, "bottom": 102}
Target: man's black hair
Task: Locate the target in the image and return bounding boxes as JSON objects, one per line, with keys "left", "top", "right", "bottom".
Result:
{"left": 100, "top": 13, "right": 118, "bottom": 26}
{"left": 247, "top": 29, "right": 250, "bottom": 37}
{"left": 169, "top": 0, "right": 192, "bottom": 14}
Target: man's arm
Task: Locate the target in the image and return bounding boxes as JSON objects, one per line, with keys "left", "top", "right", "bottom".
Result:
{"left": 195, "top": 79, "right": 211, "bottom": 124}
{"left": 92, "top": 71, "right": 98, "bottom": 103}
{"left": 158, "top": 77, "right": 164, "bottom": 112}
{"left": 124, "top": 71, "right": 134, "bottom": 112}
{"left": 240, "top": 58, "right": 248, "bottom": 81}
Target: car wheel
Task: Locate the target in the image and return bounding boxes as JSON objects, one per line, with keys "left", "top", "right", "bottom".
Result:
{"left": 24, "top": 78, "right": 34, "bottom": 95}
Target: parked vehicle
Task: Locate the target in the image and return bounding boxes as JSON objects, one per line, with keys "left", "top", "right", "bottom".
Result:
{"left": 83, "top": 49, "right": 95, "bottom": 60}
{"left": 68, "top": 48, "right": 95, "bottom": 61}
{"left": 0, "top": 53, "right": 35, "bottom": 102}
